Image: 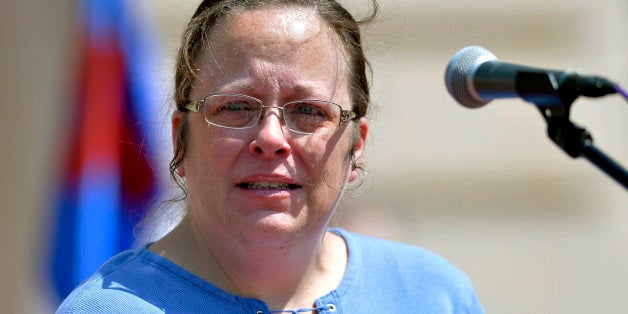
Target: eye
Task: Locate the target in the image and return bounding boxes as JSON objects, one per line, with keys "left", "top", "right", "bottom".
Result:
{"left": 288, "top": 102, "right": 327, "bottom": 116}
{"left": 207, "top": 98, "right": 258, "bottom": 117}
{"left": 219, "top": 101, "right": 253, "bottom": 112}
{"left": 204, "top": 95, "right": 261, "bottom": 128}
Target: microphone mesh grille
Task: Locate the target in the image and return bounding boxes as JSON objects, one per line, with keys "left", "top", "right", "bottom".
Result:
{"left": 444, "top": 46, "right": 494, "bottom": 108}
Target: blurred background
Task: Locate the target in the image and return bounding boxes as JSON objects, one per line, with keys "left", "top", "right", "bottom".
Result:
{"left": 1, "top": 0, "right": 626, "bottom": 313}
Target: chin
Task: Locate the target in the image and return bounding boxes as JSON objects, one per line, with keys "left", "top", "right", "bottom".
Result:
{"left": 235, "top": 213, "right": 313, "bottom": 248}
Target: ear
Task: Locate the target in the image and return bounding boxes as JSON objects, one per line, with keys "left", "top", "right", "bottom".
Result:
{"left": 172, "top": 110, "right": 186, "bottom": 177}
{"left": 348, "top": 117, "right": 368, "bottom": 182}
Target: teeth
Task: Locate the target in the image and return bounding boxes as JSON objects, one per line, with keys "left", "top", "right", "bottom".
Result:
{"left": 246, "top": 181, "right": 291, "bottom": 190}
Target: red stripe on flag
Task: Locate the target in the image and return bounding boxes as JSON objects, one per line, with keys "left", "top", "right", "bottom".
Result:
{"left": 78, "top": 37, "right": 125, "bottom": 169}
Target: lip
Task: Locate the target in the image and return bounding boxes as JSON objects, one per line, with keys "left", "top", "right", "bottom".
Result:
{"left": 235, "top": 174, "right": 302, "bottom": 191}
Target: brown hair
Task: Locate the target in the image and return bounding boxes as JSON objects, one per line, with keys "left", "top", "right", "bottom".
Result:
{"left": 170, "top": 0, "right": 378, "bottom": 195}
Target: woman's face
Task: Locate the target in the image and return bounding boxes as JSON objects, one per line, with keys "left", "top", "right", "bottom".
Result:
{"left": 174, "top": 6, "right": 367, "bottom": 247}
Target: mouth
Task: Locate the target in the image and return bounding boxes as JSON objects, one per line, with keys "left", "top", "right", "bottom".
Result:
{"left": 236, "top": 181, "right": 301, "bottom": 190}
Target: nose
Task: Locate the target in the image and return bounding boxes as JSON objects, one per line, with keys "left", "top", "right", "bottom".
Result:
{"left": 249, "top": 109, "right": 291, "bottom": 158}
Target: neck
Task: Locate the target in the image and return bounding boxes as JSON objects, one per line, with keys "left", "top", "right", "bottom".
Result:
{"left": 149, "top": 216, "right": 347, "bottom": 311}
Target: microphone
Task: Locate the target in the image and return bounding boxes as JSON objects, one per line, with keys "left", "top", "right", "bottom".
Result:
{"left": 444, "top": 46, "right": 616, "bottom": 108}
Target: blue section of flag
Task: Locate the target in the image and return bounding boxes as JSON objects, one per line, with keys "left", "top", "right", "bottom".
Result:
{"left": 76, "top": 166, "right": 120, "bottom": 281}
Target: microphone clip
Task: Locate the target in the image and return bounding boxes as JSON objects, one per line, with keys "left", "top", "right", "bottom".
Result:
{"left": 534, "top": 78, "right": 628, "bottom": 189}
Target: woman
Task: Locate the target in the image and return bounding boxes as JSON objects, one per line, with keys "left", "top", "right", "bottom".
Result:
{"left": 58, "top": 0, "right": 484, "bottom": 313}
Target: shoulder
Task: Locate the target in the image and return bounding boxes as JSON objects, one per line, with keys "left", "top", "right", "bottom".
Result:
{"left": 335, "top": 227, "right": 466, "bottom": 276}
{"left": 331, "top": 228, "right": 484, "bottom": 312}
{"left": 56, "top": 249, "right": 164, "bottom": 313}
{"left": 57, "top": 247, "right": 260, "bottom": 313}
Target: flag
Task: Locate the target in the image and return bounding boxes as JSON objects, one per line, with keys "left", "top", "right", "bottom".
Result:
{"left": 49, "top": 0, "right": 166, "bottom": 302}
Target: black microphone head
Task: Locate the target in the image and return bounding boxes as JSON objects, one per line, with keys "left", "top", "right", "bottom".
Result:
{"left": 445, "top": 46, "right": 498, "bottom": 108}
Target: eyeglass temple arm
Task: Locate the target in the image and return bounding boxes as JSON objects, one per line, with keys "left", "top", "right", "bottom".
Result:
{"left": 184, "top": 100, "right": 204, "bottom": 112}
{"left": 340, "top": 110, "right": 358, "bottom": 122}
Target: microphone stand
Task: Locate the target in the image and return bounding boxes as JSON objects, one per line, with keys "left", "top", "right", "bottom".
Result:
{"left": 516, "top": 71, "right": 628, "bottom": 190}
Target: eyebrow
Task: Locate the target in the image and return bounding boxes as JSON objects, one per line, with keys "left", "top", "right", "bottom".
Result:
{"left": 217, "top": 80, "right": 326, "bottom": 98}
{"left": 292, "top": 84, "right": 317, "bottom": 94}
{"left": 218, "top": 80, "right": 255, "bottom": 92}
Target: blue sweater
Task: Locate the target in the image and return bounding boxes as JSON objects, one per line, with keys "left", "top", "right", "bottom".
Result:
{"left": 57, "top": 228, "right": 484, "bottom": 313}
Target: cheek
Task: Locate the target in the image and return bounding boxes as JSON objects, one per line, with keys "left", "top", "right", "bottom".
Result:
{"left": 185, "top": 126, "right": 247, "bottom": 175}
{"left": 296, "top": 133, "right": 352, "bottom": 181}
{"left": 184, "top": 131, "right": 249, "bottom": 209}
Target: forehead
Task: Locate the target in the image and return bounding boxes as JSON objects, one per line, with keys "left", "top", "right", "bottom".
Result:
{"left": 210, "top": 6, "right": 343, "bottom": 57}
{"left": 220, "top": 6, "right": 325, "bottom": 47}
{"left": 196, "top": 6, "right": 349, "bottom": 93}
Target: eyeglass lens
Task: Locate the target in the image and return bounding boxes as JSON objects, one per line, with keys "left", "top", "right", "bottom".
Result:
{"left": 203, "top": 94, "right": 342, "bottom": 134}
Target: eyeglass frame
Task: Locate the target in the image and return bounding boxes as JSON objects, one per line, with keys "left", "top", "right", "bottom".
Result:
{"left": 183, "top": 93, "right": 358, "bottom": 134}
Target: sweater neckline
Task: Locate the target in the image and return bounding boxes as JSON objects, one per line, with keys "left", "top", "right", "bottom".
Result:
{"left": 140, "top": 227, "right": 360, "bottom": 309}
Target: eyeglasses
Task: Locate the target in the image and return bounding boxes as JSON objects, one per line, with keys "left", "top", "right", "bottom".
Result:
{"left": 184, "top": 93, "right": 357, "bottom": 134}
